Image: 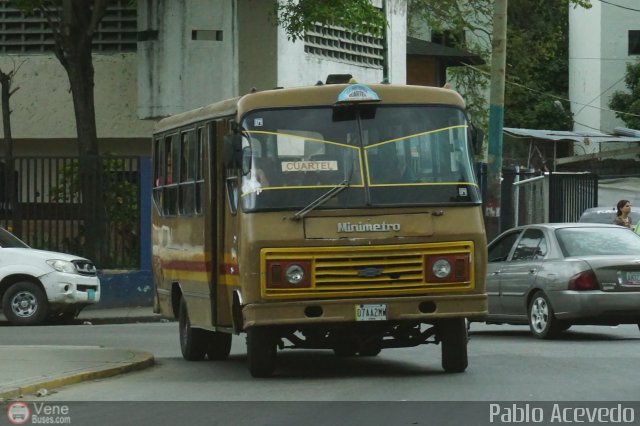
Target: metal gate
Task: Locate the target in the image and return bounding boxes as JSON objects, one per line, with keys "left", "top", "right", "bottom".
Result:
{"left": 0, "top": 156, "right": 141, "bottom": 268}
{"left": 512, "top": 172, "right": 598, "bottom": 227}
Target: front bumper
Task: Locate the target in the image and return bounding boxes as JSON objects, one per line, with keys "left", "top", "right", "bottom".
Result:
{"left": 552, "top": 290, "right": 640, "bottom": 323}
{"left": 242, "top": 293, "right": 487, "bottom": 328}
{"left": 40, "top": 272, "right": 101, "bottom": 305}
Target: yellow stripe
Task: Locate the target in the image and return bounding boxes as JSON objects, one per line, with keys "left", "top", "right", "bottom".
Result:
{"left": 245, "top": 130, "right": 357, "bottom": 150}
{"left": 364, "top": 125, "right": 468, "bottom": 150}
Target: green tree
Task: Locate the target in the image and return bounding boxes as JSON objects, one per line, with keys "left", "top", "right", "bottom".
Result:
{"left": 12, "top": 0, "right": 110, "bottom": 263}
{"left": 274, "top": 0, "right": 385, "bottom": 42}
{"left": 504, "top": 0, "right": 577, "bottom": 130}
{"left": 407, "top": 0, "right": 591, "bottom": 131}
{"left": 608, "top": 60, "right": 640, "bottom": 129}
{"left": 407, "top": 0, "right": 493, "bottom": 130}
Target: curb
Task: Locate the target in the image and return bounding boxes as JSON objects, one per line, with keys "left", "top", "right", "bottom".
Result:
{"left": 0, "top": 348, "right": 155, "bottom": 400}
{"left": 79, "top": 316, "right": 170, "bottom": 325}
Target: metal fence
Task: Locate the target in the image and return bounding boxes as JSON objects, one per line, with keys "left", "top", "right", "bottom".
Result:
{"left": 512, "top": 172, "right": 598, "bottom": 227}
{"left": 0, "top": 156, "right": 141, "bottom": 269}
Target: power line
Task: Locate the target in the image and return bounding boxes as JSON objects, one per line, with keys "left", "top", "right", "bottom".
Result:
{"left": 573, "top": 74, "right": 626, "bottom": 117}
{"left": 463, "top": 62, "right": 640, "bottom": 119}
{"left": 598, "top": 0, "right": 640, "bottom": 13}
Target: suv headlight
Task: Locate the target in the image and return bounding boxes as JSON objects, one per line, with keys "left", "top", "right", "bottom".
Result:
{"left": 46, "top": 259, "right": 77, "bottom": 274}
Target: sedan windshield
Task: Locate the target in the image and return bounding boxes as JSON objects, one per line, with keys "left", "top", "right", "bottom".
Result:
{"left": 0, "top": 227, "right": 29, "bottom": 248}
{"left": 556, "top": 227, "right": 640, "bottom": 257}
{"left": 240, "top": 105, "right": 480, "bottom": 212}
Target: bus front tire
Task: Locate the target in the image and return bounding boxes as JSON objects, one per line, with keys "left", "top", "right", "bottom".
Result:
{"left": 207, "top": 332, "right": 232, "bottom": 360}
{"left": 246, "top": 327, "right": 277, "bottom": 378}
{"left": 439, "top": 318, "right": 468, "bottom": 373}
{"left": 179, "top": 297, "right": 207, "bottom": 361}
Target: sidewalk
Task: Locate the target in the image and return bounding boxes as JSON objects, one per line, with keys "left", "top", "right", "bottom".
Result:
{"left": 0, "top": 346, "right": 154, "bottom": 400}
{"left": 0, "top": 307, "right": 164, "bottom": 401}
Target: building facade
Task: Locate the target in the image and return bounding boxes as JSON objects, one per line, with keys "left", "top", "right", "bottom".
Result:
{"left": 137, "top": 0, "right": 407, "bottom": 119}
{"left": 569, "top": 0, "right": 639, "bottom": 136}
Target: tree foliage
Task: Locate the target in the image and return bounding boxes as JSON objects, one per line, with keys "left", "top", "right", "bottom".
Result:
{"left": 408, "top": 0, "right": 591, "bottom": 131}
{"left": 608, "top": 60, "right": 640, "bottom": 129}
{"left": 274, "top": 0, "right": 386, "bottom": 42}
{"left": 503, "top": 0, "right": 577, "bottom": 130}
{"left": 11, "top": 0, "right": 111, "bottom": 263}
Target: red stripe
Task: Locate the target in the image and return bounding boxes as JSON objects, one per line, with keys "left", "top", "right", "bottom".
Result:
{"left": 219, "top": 263, "right": 239, "bottom": 275}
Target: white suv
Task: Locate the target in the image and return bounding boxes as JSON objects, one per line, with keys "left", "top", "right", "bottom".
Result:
{"left": 0, "top": 227, "right": 101, "bottom": 325}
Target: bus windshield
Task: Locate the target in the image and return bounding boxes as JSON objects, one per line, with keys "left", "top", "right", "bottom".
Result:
{"left": 240, "top": 104, "right": 480, "bottom": 212}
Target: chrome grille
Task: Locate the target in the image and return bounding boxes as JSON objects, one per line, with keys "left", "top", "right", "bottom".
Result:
{"left": 72, "top": 260, "right": 97, "bottom": 276}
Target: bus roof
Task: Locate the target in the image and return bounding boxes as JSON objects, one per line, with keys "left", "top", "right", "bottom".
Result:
{"left": 153, "top": 83, "right": 465, "bottom": 134}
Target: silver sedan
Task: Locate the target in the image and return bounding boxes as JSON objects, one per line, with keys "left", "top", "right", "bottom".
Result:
{"left": 485, "top": 223, "right": 640, "bottom": 338}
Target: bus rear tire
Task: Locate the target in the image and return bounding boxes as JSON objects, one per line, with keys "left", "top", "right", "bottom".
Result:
{"left": 439, "top": 318, "right": 468, "bottom": 373}
{"left": 207, "top": 332, "right": 232, "bottom": 360}
{"left": 179, "top": 297, "right": 207, "bottom": 361}
{"left": 246, "top": 327, "right": 277, "bottom": 378}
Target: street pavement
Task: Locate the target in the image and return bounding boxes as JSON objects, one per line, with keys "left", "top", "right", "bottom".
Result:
{"left": 0, "top": 307, "right": 163, "bottom": 400}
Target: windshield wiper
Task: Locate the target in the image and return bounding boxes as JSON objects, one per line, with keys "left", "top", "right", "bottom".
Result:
{"left": 290, "top": 179, "right": 350, "bottom": 221}
{"left": 290, "top": 152, "right": 356, "bottom": 221}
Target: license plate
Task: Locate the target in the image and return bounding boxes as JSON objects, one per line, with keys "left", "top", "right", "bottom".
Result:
{"left": 626, "top": 272, "right": 640, "bottom": 284}
{"left": 355, "top": 304, "right": 387, "bottom": 321}
{"left": 87, "top": 289, "right": 96, "bottom": 301}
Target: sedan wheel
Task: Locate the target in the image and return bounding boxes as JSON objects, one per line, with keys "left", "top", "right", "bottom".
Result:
{"left": 528, "top": 291, "right": 563, "bottom": 339}
{"left": 2, "top": 281, "right": 48, "bottom": 326}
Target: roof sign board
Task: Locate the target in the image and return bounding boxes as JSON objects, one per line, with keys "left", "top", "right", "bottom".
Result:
{"left": 337, "top": 84, "right": 380, "bottom": 103}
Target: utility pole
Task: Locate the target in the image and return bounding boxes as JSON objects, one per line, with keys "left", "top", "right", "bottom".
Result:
{"left": 485, "top": 0, "right": 508, "bottom": 240}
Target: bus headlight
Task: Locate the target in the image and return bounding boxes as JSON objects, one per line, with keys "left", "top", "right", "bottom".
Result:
{"left": 432, "top": 259, "right": 451, "bottom": 279}
{"left": 425, "top": 254, "right": 470, "bottom": 283}
{"left": 266, "top": 260, "right": 311, "bottom": 289}
{"left": 285, "top": 264, "right": 305, "bottom": 285}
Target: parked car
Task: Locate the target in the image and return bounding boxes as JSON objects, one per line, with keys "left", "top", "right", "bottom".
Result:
{"left": 485, "top": 223, "right": 640, "bottom": 338}
{"left": 579, "top": 206, "right": 640, "bottom": 225}
{"left": 0, "top": 227, "right": 100, "bottom": 325}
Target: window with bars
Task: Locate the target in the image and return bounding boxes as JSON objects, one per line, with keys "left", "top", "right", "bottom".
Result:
{"left": 629, "top": 30, "right": 640, "bottom": 55}
{"left": 0, "top": 0, "right": 137, "bottom": 54}
{"left": 304, "top": 23, "right": 384, "bottom": 68}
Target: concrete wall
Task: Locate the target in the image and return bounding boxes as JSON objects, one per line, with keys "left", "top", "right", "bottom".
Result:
{"left": 276, "top": 0, "right": 407, "bottom": 87}
{"left": 0, "top": 54, "right": 153, "bottom": 155}
{"left": 137, "top": 0, "right": 238, "bottom": 118}
{"left": 569, "top": 1, "right": 602, "bottom": 141}
{"left": 238, "top": 0, "right": 278, "bottom": 94}
{"left": 138, "top": 0, "right": 407, "bottom": 118}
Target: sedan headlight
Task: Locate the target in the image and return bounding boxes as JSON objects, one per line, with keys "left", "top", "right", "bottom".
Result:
{"left": 46, "top": 259, "right": 77, "bottom": 274}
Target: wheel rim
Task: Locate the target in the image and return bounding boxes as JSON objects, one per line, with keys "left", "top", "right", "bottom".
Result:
{"left": 10, "top": 291, "right": 38, "bottom": 318}
{"left": 530, "top": 297, "right": 549, "bottom": 333}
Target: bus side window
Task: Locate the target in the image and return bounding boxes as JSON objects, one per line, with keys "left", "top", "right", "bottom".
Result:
{"left": 195, "top": 125, "right": 206, "bottom": 215}
{"left": 163, "top": 134, "right": 178, "bottom": 216}
{"left": 179, "top": 130, "right": 195, "bottom": 216}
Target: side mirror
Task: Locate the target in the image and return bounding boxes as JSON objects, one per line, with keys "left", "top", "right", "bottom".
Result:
{"left": 470, "top": 125, "right": 484, "bottom": 155}
{"left": 241, "top": 146, "right": 252, "bottom": 175}
{"left": 223, "top": 134, "right": 243, "bottom": 168}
